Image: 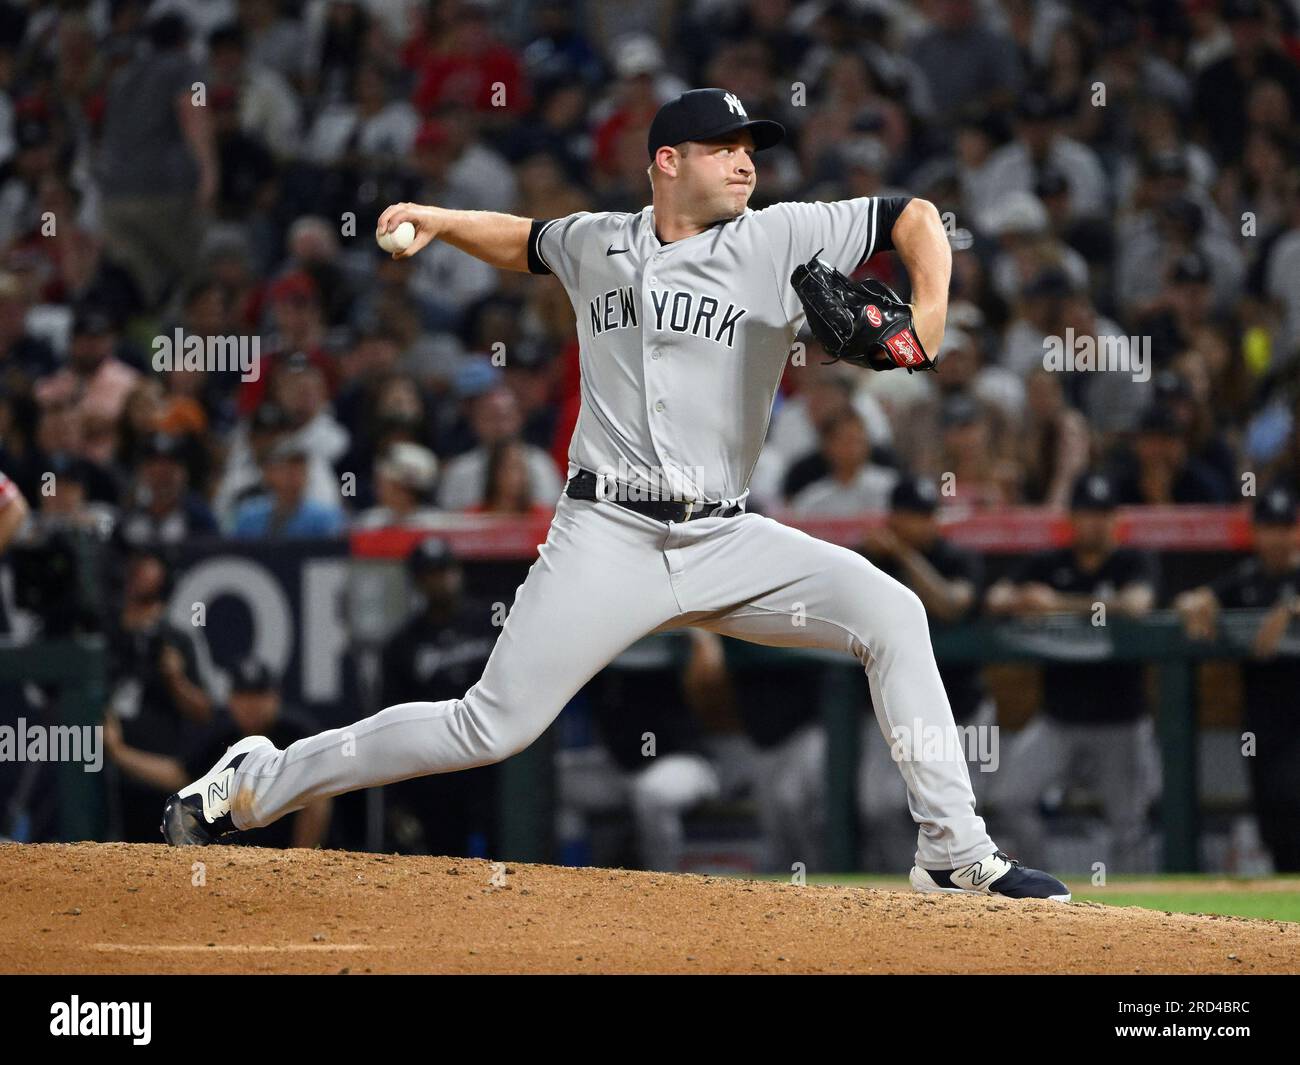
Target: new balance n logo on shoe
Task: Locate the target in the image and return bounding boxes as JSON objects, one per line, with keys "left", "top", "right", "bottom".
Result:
{"left": 206, "top": 772, "right": 233, "bottom": 818}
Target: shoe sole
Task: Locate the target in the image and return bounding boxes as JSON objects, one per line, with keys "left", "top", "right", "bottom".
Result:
{"left": 910, "top": 865, "right": 1071, "bottom": 903}
{"left": 160, "top": 794, "right": 205, "bottom": 846}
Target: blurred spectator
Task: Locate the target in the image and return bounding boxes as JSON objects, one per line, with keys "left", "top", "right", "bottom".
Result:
{"left": 590, "top": 32, "right": 684, "bottom": 182}
{"left": 931, "top": 392, "right": 1018, "bottom": 508}
{"left": 0, "top": 467, "right": 25, "bottom": 553}
{"left": 982, "top": 190, "right": 1089, "bottom": 306}
{"left": 1261, "top": 169, "right": 1300, "bottom": 366}
{"left": 893, "top": 329, "right": 1023, "bottom": 484}
{"left": 241, "top": 271, "right": 335, "bottom": 412}
{"left": 104, "top": 550, "right": 211, "bottom": 841}
{"left": 210, "top": 79, "right": 278, "bottom": 228}
{"left": 213, "top": 399, "right": 290, "bottom": 522}
{"left": 857, "top": 475, "right": 994, "bottom": 870}
{"left": 998, "top": 266, "right": 1074, "bottom": 381}
{"left": 1153, "top": 362, "right": 1239, "bottom": 497}
{"left": 266, "top": 349, "right": 350, "bottom": 499}
{"left": 410, "top": 0, "right": 528, "bottom": 120}
{"left": 355, "top": 441, "right": 441, "bottom": 528}
{"left": 379, "top": 538, "right": 500, "bottom": 854}
{"left": 29, "top": 453, "right": 115, "bottom": 537}
{"left": 237, "top": 0, "right": 308, "bottom": 86}
{"left": 1115, "top": 193, "right": 1245, "bottom": 321}
{"left": 468, "top": 438, "right": 552, "bottom": 518}
{"left": 231, "top": 437, "right": 345, "bottom": 538}
{"left": 791, "top": 409, "right": 898, "bottom": 515}
{"left": 307, "top": 56, "right": 415, "bottom": 167}
{"left": 521, "top": 2, "right": 605, "bottom": 95}
{"left": 34, "top": 306, "right": 139, "bottom": 459}
{"left": 1112, "top": 403, "right": 1230, "bottom": 505}
{"left": 283, "top": 216, "right": 355, "bottom": 326}
{"left": 1113, "top": 101, "right": 1217, "bottom": 214}
{"left": 1020, "top": 367, "right": 1090, "bottom": 509}
{"left": 1192, "top": 0, "right": 1300, "bottom": 164}
{"left": 756, "top": 361, "right": 891, "bottom": 509}
{"left": 980, "top": 93, "right": 1108, "bottom": 225}
{"left": 207, "top": 21, "right": 303, "bottom": 162}
{"left": 0, "top": 269, "right": 56, "bottom": 396}
{"left": 987, "top": 473, "right": 1160, "bottom": 871}
{"left": 105, "top": 657, "right": 331, "bottom": 849}
{"left": 117, "top": 432, "right": 218, "bottom": 547}
{"left": 0, "top": 117, "right": 60, "bottom": 251}
{"left": 437, "top": 386, "right": 562, "bottom": 510}
{"left": 1175, "top": 486, "right": 1300, "bottom": 870}
{"left": 498, "top": 339, "right": 560, "bottom": 451}
{"left": 907, "top": 0, "right": 1024, "bottom": 129}
{"left": 95, "top": 13, "right": 214, "bottom": 309}
{"left": 301, "top": 0, "right": 373, "bottom": 105}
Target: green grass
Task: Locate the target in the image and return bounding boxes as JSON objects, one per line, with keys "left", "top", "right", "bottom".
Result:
{"left": 1068, "top": 890, "right": 1300, "bottom": 923}
{"left": 743, "top": 873, "right": 1300, "bottom": 923}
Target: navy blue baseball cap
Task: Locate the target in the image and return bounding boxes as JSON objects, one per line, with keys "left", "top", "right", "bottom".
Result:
{"left": 891, "top": 475, "right": 941, "bottom": 515}
{"left": 231, "top": 658, "right": 276, "bottom": 693}
{"left": 1071, "top": 472, "right": 1117, "bottom": 512}
{"left": 647, "top": 89, "right": 784, "bottom": 159}
{"left": 1254, "top": 486, "right": 1297, "bottom": 526}
{"left": 408, "top": 536, "right": 458, "bottom": 574}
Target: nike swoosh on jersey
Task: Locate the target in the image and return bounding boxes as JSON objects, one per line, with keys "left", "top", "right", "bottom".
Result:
{"left": 606, "top": 245, "right": 629, "bottom": 255}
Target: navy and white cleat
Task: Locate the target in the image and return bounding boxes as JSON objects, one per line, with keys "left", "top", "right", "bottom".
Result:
{"left": 160, "top": 736, "right": 272, "bottom": 846}
{"left": 910, "top": 850, "right": 1071, "bottom": 902}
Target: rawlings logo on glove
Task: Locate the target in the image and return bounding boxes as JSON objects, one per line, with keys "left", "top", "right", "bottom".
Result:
{"left": 790, "top": 255, "right": 939, "bottom": 374}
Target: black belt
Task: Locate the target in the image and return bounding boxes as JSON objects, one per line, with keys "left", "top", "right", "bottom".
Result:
{"left": 565, "top": 468, "right": 745, "bottom": 523}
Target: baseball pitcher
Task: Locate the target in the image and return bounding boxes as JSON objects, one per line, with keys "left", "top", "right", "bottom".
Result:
{"left": 164, "top": 89, "right": 1069, "bottom": 901}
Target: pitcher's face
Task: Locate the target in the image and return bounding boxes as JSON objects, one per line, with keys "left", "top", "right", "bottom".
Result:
{"left": 675, "top": 131, "right": 757, "bottom": 221}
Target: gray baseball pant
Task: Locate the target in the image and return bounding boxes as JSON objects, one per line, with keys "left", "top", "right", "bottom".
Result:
{"left": 229, "top": 493, "right": 995, "bottom": 870}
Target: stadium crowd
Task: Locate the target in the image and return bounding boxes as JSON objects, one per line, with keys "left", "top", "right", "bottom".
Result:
{"left": 0, "top": 0, "right": 1298, "bottom": 872}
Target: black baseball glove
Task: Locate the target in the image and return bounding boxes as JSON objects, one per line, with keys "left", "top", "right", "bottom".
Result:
{"left": 791, "top": 254, "right": 938, "bottom": 373}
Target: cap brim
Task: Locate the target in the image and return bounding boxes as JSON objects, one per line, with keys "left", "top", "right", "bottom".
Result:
{"left": 684, "top": 118, "right": 785, "bottom": 152}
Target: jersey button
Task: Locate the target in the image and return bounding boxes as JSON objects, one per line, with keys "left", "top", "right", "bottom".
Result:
{"left": 654, "top": 401, "right": 665, "bottom": 413}
{"left": 651, "top": 349, "right": 662, "bottom": 360}
{"left": 648, "top": 277, "right": 658, "bottom": 286}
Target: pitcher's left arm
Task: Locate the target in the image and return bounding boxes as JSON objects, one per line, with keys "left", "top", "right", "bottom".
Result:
{"left": 889, "top": 199, "right": 952, "bottom": 358}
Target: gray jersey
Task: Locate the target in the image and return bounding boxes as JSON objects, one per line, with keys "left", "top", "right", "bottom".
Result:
{"left": 528, "top": 196, "right": 909, "bottom": 502}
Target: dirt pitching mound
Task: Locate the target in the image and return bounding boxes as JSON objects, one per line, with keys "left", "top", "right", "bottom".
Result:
{"left": 2, "top": 844, "right": 1295, "bottom": 974}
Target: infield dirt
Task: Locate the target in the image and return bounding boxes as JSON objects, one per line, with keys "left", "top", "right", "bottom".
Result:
{"left": 2, "top": 843, "right": 1297, "bottom": 974}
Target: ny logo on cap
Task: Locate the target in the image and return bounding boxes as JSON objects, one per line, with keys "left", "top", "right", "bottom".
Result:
{"left": 723, "top": 92, "right": 746, "bottom": 117}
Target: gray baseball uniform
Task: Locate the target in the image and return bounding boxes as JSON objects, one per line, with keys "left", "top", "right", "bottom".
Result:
{"left": 228, "top": 195, "right": 996, "bottom": 871}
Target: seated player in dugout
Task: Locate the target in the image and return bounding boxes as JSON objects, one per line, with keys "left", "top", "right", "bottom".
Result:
{"left": 1174, "top": 486, "right": 1300, "bottom": 872}
{"left": 108, "top": 658, "right": 332, "bottom": 849}
{"left": 985, "top": 472, "right": 1162, "bottom": 873}
{"left": 165, "top": 88, "right": 1070, "bottom": 902}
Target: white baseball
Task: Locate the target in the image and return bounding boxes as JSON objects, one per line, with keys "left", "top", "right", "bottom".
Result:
{"left": 377, "top": 220, "right": 416, "bottom": 253}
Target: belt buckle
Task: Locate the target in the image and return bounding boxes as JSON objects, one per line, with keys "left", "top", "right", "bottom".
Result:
{"left": 594, "top": 471, "right": 614, "bottom": 502}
